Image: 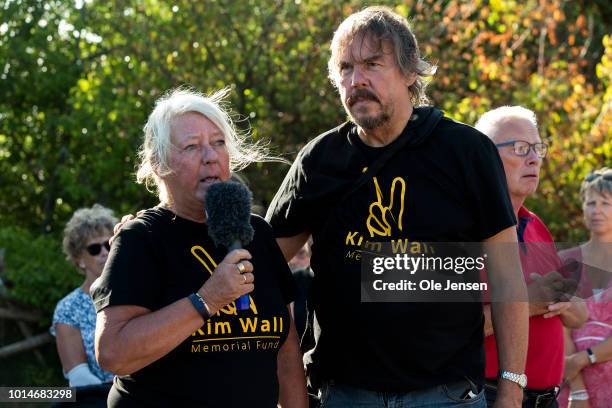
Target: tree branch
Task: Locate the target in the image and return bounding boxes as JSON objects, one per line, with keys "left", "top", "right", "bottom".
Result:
{"left": 0, "top": 307, "right": 42, "bottom": 323}
{"left": 0, "top": 332, "right": 53, "bottom": 359}
{"left": 538, "top": 26, "right": 548, "bottom": 76}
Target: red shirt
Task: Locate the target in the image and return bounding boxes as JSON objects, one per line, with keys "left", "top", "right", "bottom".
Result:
{"left": 484, "top": 206, "right": 564, "bottom": 389}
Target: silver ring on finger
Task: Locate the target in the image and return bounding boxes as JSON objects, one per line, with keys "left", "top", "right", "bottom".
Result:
{"left": 243, "top": 274, "right": 247, "bottom": 283}
{"left": 236, "top": 262, "right": 246, "bottom": 274}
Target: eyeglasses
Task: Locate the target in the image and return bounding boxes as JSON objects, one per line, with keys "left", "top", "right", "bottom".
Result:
{"left": 495, "top": 140, "right": 548, "bottom": 158}
{"left": 86, "top": 241, "right": 111, "bottom": 256}
{"left": 585, "top": 172, "right": 612, "bottom": 182}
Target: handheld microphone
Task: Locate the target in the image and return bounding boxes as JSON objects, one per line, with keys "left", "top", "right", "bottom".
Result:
{"left": 205, "top": 181, "right": 254, "bottom": 311}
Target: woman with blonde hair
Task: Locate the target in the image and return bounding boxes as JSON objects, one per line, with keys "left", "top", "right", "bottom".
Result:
{"left": 559, "top": 167, "right": 612, "bottom": 407}
{"left": 91, "top": 88, "right": 306, "bottom": 407}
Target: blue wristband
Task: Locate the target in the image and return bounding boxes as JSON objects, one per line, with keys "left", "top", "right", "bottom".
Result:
{"left": 188, "top": 293, "right": 210, "bottom": 319}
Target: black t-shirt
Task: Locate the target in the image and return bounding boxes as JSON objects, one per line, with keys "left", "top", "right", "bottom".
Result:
{"left": 266, "top": 107, "right": 516, "bottom": 392}
{"left": 91, "top": 208, "right": 296, "bottom": 407}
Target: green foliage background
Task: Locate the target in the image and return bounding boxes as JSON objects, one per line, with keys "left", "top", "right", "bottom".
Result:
{"left": 0, "top": 0, "right": 610, "bottom": 385}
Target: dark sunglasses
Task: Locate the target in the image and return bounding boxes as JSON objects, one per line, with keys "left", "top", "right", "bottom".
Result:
{"left": 86, "top": 241, "right": 111, "bottom": 256}
{"left": 495, "top": 140, "right": 548, "bottom": 158}
{"left": 585, "top": 172, "right": 612, "bottom": 182}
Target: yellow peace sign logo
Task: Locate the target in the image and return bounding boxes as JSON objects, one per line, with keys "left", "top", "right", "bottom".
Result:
{"left": 366, "top": 177, "right": 406, "bottom": 238}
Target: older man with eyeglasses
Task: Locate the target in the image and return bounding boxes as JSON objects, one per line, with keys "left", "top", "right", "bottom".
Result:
{"left": 475, "top": 106, "right": 588, "bottom": 408}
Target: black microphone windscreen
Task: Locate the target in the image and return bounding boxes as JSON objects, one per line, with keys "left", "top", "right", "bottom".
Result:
{"left": 205, "top": 181, "right": 254, "bottom": 249}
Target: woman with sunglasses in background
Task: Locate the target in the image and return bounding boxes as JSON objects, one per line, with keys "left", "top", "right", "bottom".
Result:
{"left": 51, "top": 204, "right": 117, "bottom": 400}
{"left": 558, "top": 167, "right": 612, "bottom": 408}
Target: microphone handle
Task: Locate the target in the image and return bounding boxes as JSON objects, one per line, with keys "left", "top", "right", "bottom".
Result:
{"left": 229, "top": 241, "right": 250, "bottom": 311}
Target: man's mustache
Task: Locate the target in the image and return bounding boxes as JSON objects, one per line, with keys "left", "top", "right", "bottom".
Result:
{"left": 347, "top": 89, "right": 380, "bottom": 107}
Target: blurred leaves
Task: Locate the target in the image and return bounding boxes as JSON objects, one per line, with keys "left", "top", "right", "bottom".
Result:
{"left": 0, "top": 0, "right": 610, "bottom": 246}
{"left": 0, "top": 226, "right": 79, "bottom": 321}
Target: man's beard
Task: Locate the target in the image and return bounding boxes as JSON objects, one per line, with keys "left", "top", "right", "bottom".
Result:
{"left": 350, "top": 109, "right": 391, "bottom": 129}
{"left": 346, "top": 88, "right": 391, "bottom": 130}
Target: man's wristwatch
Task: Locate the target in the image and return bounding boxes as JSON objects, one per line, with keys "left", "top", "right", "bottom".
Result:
{"left": 499, "top": 370, "right": 527, "bottom": 389}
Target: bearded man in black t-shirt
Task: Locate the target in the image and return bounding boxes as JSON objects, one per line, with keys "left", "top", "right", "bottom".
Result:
{"left": 266, "top": 6, "right": 529, "bottom": 408}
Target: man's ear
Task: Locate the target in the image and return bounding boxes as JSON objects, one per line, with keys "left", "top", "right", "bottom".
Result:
{"left": 405, "top": 72, "right": 417, "bottom": 87}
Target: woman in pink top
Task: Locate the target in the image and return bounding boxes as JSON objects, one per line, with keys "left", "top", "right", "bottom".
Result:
{"left": 558, "top": 167, "right": 612, "bottom": 408}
